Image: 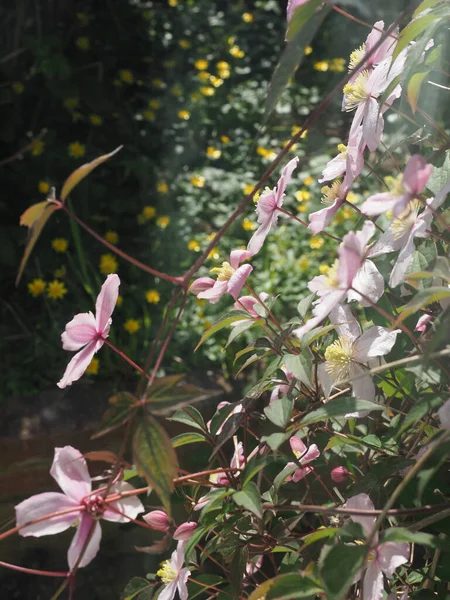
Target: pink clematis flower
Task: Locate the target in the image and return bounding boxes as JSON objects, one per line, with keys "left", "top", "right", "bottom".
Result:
{"left": 58, "top": 274, "right": 120, "bottom": 388}
{"left": 361, "top": 155, "right": 433, "bottom": 217}
{"left": 190, "top": 250, "right": 253, "bottom": 304}
{"left": 173, "top": 521, "right": 197, "bottom": 541}
{"left": 318, "top": 305, "right": 399, "bottom": 405}
{"left": 157, "top": 540, "right": 190, "bottom": 600}
{"left": 247, "top": 157, "right": 298, "bottom": 255}
{"left": 143, "top": 510, "right": 170, "bottom": 532}
{"left": 346, "top": 494, "right": 410, "bottom": 600}
{"left": 294, "top": 225, "right": 368, "bottom": 338}
{"left": 438, "top": 398, "right": 450, "bottom": 430}
{"left": 285, "top": 436, "right": 320, "bottom": 482}
{"left": 415, "top": 313, "right": 432, "bottom": 334}
{"left": 347, "top": 21, "right": 398, "bottom": 83}
{"left": 15, "top": 446, "right": 144, "bottom": 570}
{"left": 270, "top": 366, "right": 295, "bottom": 404}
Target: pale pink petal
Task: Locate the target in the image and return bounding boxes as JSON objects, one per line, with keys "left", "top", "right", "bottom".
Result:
{"left": 286, "top": 0, "right": 310, "bottom": 22}
{"left": 438, "top": 399, "right": 450, "bottom": 430}
{"left": 319, "top": 154, "right": 346, "bottom": 183}
{"left": 363, "top": 97, "right": 384, "bottom": 152}
{"left": 415, "top": 313, "right": 432, "bottom": 333}
{"left": 362, "top": 562, "right": 384, "bottom": 600}
{"left": 15, "top": 492, "right": 79, "bottom": 537}
{"left": 318, "top": 362, "right": 335, "bottom": 398}
{"left": 103, "top": 482, "right": 144, "bottom": 523}
{"left": 255, "top": 190, "right": 277, "bottom": 223}
{"left": 289, "top": 436, "right": 307, "bottom": 456}
{"left": 346, "top": 125, "right": 365, "bottom": 184}
{"left": 338, "top": 233, "right": 364, "bottom": 289}
{"left": 301, "top": 444, "right": 320, "bottom": 465}
{"left": 361, "top": 192, "right": 401, "bottom": 216}
{"left": 95, "top": 274, "right": 120, "bottom": 333}
{"left": 276, "top": 157, "right": 299, "bottom": 204}
{"left": 247, "top": 218, "right": 275, "bottom": 255}
{"left": 159, "top": 581, "right": 178, "bottom": 600}
{"left": 61, "top": 313, "right": 98, "bottom": 351}
{"left": 234, "top": 293, "right": 269, "bottom": 317}
{"left": 350, "top": 363, "right": 376, "bottom": 403}
{"left": 294, "top": 289, "right": 347, "bottom": 338}
{"left": 227, "top": 264, "right": 253, "bottom": 299}
{"left": 402, "top": 155, "right": 432, "bottom": 196}
{"left": 50, "top": 446, "right": 92, "bottom": 501}
{"left": 173, "top": 522, "right": 197, "bottom": 541}
{"left": 57, "top": 340, "right": 101, "bottom": 389}
{"left": 190, "top": 277, "right": 215, "bottom": 295}
{"left": 67, "top": 514, "right": 102, "bottom": 570}
{"left": 348, "top": 260, "right": 385, "bottom": 306}
{"left": 174, "top": 540, "right": 188, "bottom": 571}
{"left": 368, "top": 228, "right": 403, "bottom": 258}
{"left": 378, "top": 541, "right": 410, "bottom": 577}
{"left": 353, "top": 327, "right": 400, "bottom": 362}
{"left": 329, "top": 304, "right": 361, "bottom": 342}
{"left": 389, "top": 229, "right": 417, "bottom": 288}
{"left": 345, "top": 493, "right": 376, "bottom": 535}
{"left": 197, "top": 280, "right": 228, "bottom": 303}
{"left": 292, "top": 466, "right": 312, "bottom": 482}
{"left": 308, "top": 197, "right": 345, "bottom": 234}
{"left": 177, "top": 568, "right": 191, "bottom": 600}
{"left": 230, "top": 249, "right": 253, "bottom": 269}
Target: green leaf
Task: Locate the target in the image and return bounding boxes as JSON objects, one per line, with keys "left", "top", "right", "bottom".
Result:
{"left": 195, "top": 315, "right": 249, "bottom": 350}
{"left": 300, "top": 528, "right": 339, "bottom": 550}
{"left": 144, "top": 377, "right": 220, "bottom": 416}
{"left": 284, "top": 351, "right": 312, "bottom": 387}
{"left": 398, "top": 395, "right": 444, "bottom": 434}
{"left": 297, "top": 294, "right": 315, "bottom": 319}
{"left": 233, "top": 482, "right": 263, "bottom": 519}
{"left": 413, "top": 0, "right": 446, "bottom": 17}
{"left": 302, "top": 324, "right": 336, "bottom": 347}
{"left": 266, "top": 573, "right": 323, "bottom": 600}
{"left": 396, "top": 286, "right": 450, "bottom": 323}
{"left": 133, "top": 414, "right": 178, "bottom": 516}
{"left": 301, "top": 397, "right": 383, "bottom": 426}
{"left": 407, "top": 69, "right": 429, "bottom": 113}
{"left": 231, "top": 546, "right": 248, "bottom": 597}
{"left": 187, "top": 574, "right": 225, "bottom": 599}
{"left": 171, "top": 432, "right": 207, "bottom": 448}
{"left": 168, "top": 406, "right": 206, "bottom": 431}
{"left": 61, "top": 146, "right": 122, "bottom": 202}
{"left": 393, "top": 14, "right": 439, "bottom": 63}
{"left": 261, "top": 432, "right": 291, "bottom": 451}
{"left": 226, "top": 318, "right": 264, "bottom": 347}
{"left": 427, "top": 150, "right": 450, "bottom": 195}
{"left": 285, "top": 0, "right": 324, "bottom": 41}
{"left": 92, "top": 391, "right": 136, "bottom": 439}
{"left": 406, "top": 256, "right": 450, "bottom": 283}
{"left": 320, "top": 543, "right": 366, "bottom": 600}
{"left": 242, "top": 457, "right": 269, "bottom": 488}
{"left": 264, "top": 395, "right": 293, "bottom": 428}
{"left": 382, "top": 527, "right": 450, "bottom": 551}
{"left": 121, "top": 577, "right": 152, "bottom": 600}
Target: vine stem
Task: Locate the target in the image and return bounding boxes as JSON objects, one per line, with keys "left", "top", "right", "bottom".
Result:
{"left": 0, "top": 561, "right": 68, "bottom": 578}
{"left": 277, "top": 207, "right": 342, "bottom": 242}
{"left": 102, "top": 338, "right": 152, "bottom": 382}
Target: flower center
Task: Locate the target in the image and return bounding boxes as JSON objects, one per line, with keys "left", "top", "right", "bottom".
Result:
{"left": 385, "top": 174, "right": 405, "bottom": 197}
{"left": 324, "top": 337, "right": 353, "bottom": 379}
{"left": 211, "top": 261, "right": 235, "bottom": 281}
{"left": 337, "top": 143, "right": 347, "bottom": 158}
{"left": 324, "top": 260, "right": 339, "bottom": 288}
{"left": 367, "top": 548, "right": 378, "bottom": 563}
{"left": 348, "top": 43, "right": 366, "bottom": 71}
{"left": 157, "top": 560, "right": 178, "bottom": 585}
{"left": 82, "top": 495, "right": 105, "bottom": 519}
{"left": 343, "top": 70, "right": 370, "bottom": 111}
{"left": 321, "top": 180, "right": 343, "bottom": 205}
{"left": 390, "top": 199, "right": 421, "bottom": 240}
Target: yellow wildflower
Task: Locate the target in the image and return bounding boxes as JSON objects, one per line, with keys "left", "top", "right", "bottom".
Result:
{"left": 146, "top": 289, "right": 161, "bottom": 304}
{"left": 152, "top": 79, "right": 164, "bottom": 88}
{"left": 257, "top": 147, "right": 277, "bottom": 161}
{"left": 28, "top": 278, "right": 46, "bottom": 297}
{"left": 208, "top": 247, "right": 220, "bottom": 260}
{"left": 210, "top": 76, "right": 224, "bottom": 88}
{"left": 303, "top": 176, "right": 314, "bottom": 187}
{"left": 291, "top": 125, "right": 307, "bottom": 139}
{"left": 169, "top": 0, "right": 178, "bottom": 5}
{"left": 314, "top": 61, "right": 329, "bottom": 72}
{"left": 298, "top": 256, "right": 309, "bottom": 271}
{"left": 142, "top": 206, "right": 156, "bottom": 220}
{"left": 178, "top": 110, "right": 190, "bottom": 120}
{"left": 89, "top": 114, "right": 102, "bottom": 126}
{"left": 156, "top": 216, "right": 170, "bottom": 229}
{"left": 309, "top": 236, "right": 324, "bottom": 249}
{"left": 207, "top": 147, "right": 221, "bottom": 159}
{"left": 149, "top": 100, "right": 161, "bottom": 109}
{"left": 144, "top": 110, "right": 155, "bottom": 121}
{"left": 304, "top": 45, "right": 313, "bottom": 55}
{"left": 319, "top": 264, "right": 330, "bottom": 274}
{"left": 297, "top": 204, "right": 308, "bottom": 213}
{"left": 100, "top": 253, "right": 118, "bottom": 275}
{"left": 295, "top": 190, "right": 311, "bottom": 202}
{"left": 195, "top": 59, "right": 209, "bottom": 70}
{"left": 76, "top": 37, "right": 90, "bottom": 50}
{"left": 242, "top": 12, "right": 254, "bottom": 22}
{"left": 120, "top": 70, "right": 134, "bottom": 84}
{"left": 330, "top": 58, "right": 346, "bottom": 73}
{"left": 342, "top": 207, "right": 354, "bottom": 220}
{"left": 190, "top": 175, "right": 206, "bottom": 188}
{"left": 228, "top": 36, "right": 236, "bottom": 45}
{"left": 52, "top": 238, "right": 68, "bottom": 253}
{"left": 197, "top": 71, "right": 211, "bottom": 82}
{"left": 124, "top": 319, "right": 140, "bottom": 334}
{"left": 200, "top": 86, "right": 215, "bottom": 96}
{"left": 243, "top": 184, "right": 254, "bottom": 195}
{"left": 86, "top": 358, "right": 99, "bottom": 375}
{"left": 217, "top": 61, "right": 230, "bottom": 71}
{"left": 188, "top": 240, "right": 201, "bottom": 251}
{"left": 47, "top": 280, "right": 68, "bottom": 300}
{"left": 12, "top": 82, "right": 24, "bottom": 94}
{"left": 31, "top": 139, "right": 44, "bottom": 156}
{"left": 68, "top": 142, "right": 86, "bottom": 158}
{"left": 219, "top": 68, "right": 230, "bottom": 79}
{"left": 179, "top": 40, "right": 191, "bottom": 49}
{"left": 190, "top": 92, "right": 201, "bottom": 102}
{"left": 116, "top": 295, "right": 123, "bottom": 307}
{"left": 229, "top": 45, "right": 245, "bottom": 58}
{"left": 242, "top": 218, "right": 256, "bottom": 231}
{"left": 220, "top": 135, "right": 230, "bottom": 144}
{"left": 38, "top": 181, "right": 50, "bottom": 194}
{"left": 105, "top": 231, "right": 119, "bottom": 244}
{"left": 346, "top": 192, "right": 358, "bottom": 204}
{"left": 157, "top": 181, "right": 169, "bottom": 194}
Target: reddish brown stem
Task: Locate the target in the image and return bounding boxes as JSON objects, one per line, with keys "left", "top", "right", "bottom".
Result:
{"left": 0, "top": 561, "right": 68, "bottom": 578}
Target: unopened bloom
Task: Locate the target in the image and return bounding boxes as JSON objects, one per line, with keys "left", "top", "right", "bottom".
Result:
{"left": 190, "top": 249, "right": 253, "bottom": 304}
{"left": 157, "top": 541, "right": 190, "bottom": 600}
{"left": 361, "top": 155, "right": 433, "bottom": 217}
{"left": 318, "top": 305, "right": 399, "bottom": 405}
{"left": 346, "top": 494, "right": 409, "bottom": 600}
{"left": 247, "top": 157, "right": 298, "bottom": 255}
{"left": 270, "top": 366, "right": 294, "bottom": 404}
{"left": 15, "top": 446, "right": 143, "bottom": 570}
{"left": 173, "top": 521, "right": 197, "bottom": 541}
{"left": 331, "top": 466, "right": 351, "bottom": 483}
{"left": 285, "top": 436, "right": 320, "bottom": 482}
{"left": 57, "top": 274, "right": 119, "bottom": 388}
{"left": 415, "top": 313, "right": 432, "bottom": 334}
{"left": 233, "top": 292, "right": 270, "bottom": 324}
{"left": 143, "top": 510, "right": 170, "bottom": 532}
{"left": 438, "top": 399, "right": 450, "bottom": 430}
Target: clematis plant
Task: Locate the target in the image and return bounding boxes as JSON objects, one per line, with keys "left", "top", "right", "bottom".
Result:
{"left": 15, "top": 446, "right": 144, "bottom": 570}
{"left": 285, "top": 436, "right": 320, "bottom": 482}
{"left": 58, "top": 273, "right": 120, "bottom": 388}
{"left": 156, "top": 540, "right": 190, "bottom": 600}
{"left": 346, "top": 494, "right": 410, "bottom": 600}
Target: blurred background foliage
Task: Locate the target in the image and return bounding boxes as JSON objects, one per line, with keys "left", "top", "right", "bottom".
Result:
{"left": 0, "top": 0, "right": 419, "bottom": 399}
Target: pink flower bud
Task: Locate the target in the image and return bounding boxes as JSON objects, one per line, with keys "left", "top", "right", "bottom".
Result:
{"left": 331, "top": 466, "right": 351, "bottom": 483}
{"left": 173, "top": 521, "right": 197, "bottom": 541}
{"left": 142, "top": 510, "right": 170, "bottom": 532}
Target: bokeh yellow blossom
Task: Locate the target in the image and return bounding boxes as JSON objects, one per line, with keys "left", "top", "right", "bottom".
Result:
{"left": 28, "top": 279, "right": 46, "bottom": 297}
{"left": 195, "top": 59, "right": 209, "bottom": 70}
{"left": 257, "top": 147, "right": 277, "bottom": 161}
{"left": 298, "top": 256, "right": 310, "bottom": 271}
{"left": 304, "top": 45, "right": 313, "bottom": 55}
{"left": 156, "top": 216, "right": 170, "bottom": 229}
{"left": 242, "top": 12, "right": 254, "bottom": 22}
{"left": 105, "top": 231, "right": 119, "bottom": 244}
{"left": 68, "top": 142, "right": 86, "bottom": 158}
{"left": 319, "top": 264, "right": 330, "bottom": 274}
{"left": 295, "top": 190, "right": 311, "bottom": 202}
{"left": 303, "top": 176, "right": 314, "bottom": 187}
{"left": 229, "top": 45, "right": 245, "bottom": 58}
{"left": 116, "top": 295, "right": 123, "bottom": 307}
{"left": 120, "top": 70, "right": 134, "bottom": 83}
{"left": 89, "top": 114, "right": 102, "bottom": 125}
{"left": 210, "top": 76, "right": 224, "bottom": 88}
{"left": 297, "top": 204, "right": 308, "bottom": 213}
{"left": 208, "top": 247, "right": 220, "bottom": 260}
{"left": 200, "top": 86, "right": 215, "bottom": 96}
{"left": 142, "top": 206, "right": 156, "bottom": 220}
{"left": 217, "top": 61, "right": 230, "bottom": 71}
{"left": 314, "top": 61, "right": 329, "bottom": 72}
{"left": 309, "top": 236, "right": 324, "bottom": 249}
{"left": 169, "top": 0, "right": 178, "bottom": 5}
{"left": 31, "top": 139, "right": 44, "bottom": 156}
{"left": 47, "top": 280, "right": 68, "bottom": 300}
{"left": 190, "top": 175, "right": 206, "bottom": 188}
{"left": 86, "top": 358, "right": 99, "bottom": 375}
{"left": 220, "top": 135, "right": 230, "bottom": 144}
{"left": 330, "top": 58, "right": 346, "bottom": 72}
{"left": 188, "top": 240, "right": 201, "bottom": 251}
{"left": 76, "top": 37, "right": 90, "bottom": 50}
{"left": 242, "top": 218, "right": 256, "bottom": 231}
{"left": 54, "top": 266, "right": 67, "bottom": 279}
{"left": 52, "top": 238, "right": 68, "bottom": 253}
{"left": 178, "top": 110, "right": 190, "bottom": 120}
{"left": 146, "top": 289, "right": 161, "bottom": 304}
{"left": 179, "top": 40, "right": 191, "bottom": 49}
{"left": 144, "top": 110, "right": 155, "bottom": 121}
{"left": 149, "top": 99, "right": 161, "bottom": 109}
{"left": 100, "top": 253, "right": 118, "bottom": 275}
{"left": 124, "top": 319, "right": 140, "bottom": 334}
{"left": 38, "top": 181, "right": 50, "bottom": 194}
{"left": 157, "top": 181, "right": 169, "bottom": 194}
{"left": 207, "top": 147, "right": 221, "bottom": 159}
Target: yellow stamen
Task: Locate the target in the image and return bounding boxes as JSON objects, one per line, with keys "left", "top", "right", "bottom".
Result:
{"left": 337, "top": 143, "right": 347, "bottom": 157}
{"left": 157, "top": 560, "right": 177, "bottom": 585}
{"left": 324, "top": 337, "right": 353, "bottom": 379}
{"left": 343, "top": 70, "right": 370, "bottom": 111}
{"left": 348, "top": 43, "right": 366, "bottom": 71}
{"left": 210, "top": 261, "right": 234, "bottom": 281}
{"left": 324, "top": 260, "right": 339, "bottom": 288}
{"left": 321, "top": 180, "right": 343, "bottom": 204}
{"left": 390, "top": 199, "right": 421, "bottom": 240}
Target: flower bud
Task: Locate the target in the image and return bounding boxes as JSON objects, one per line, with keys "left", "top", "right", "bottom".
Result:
{"left": 331, "top": 466, "right": 351, "bottom": 483}
{"left": 173, "top": 521, "right": 197, "bottom": 541}
{"left": 142, "top": 510, "right": 170, "bottom": 532}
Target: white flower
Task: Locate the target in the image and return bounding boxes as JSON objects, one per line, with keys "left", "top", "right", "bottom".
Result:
{"left": 157, "top": 541, "right": 190, "bottom": 600}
